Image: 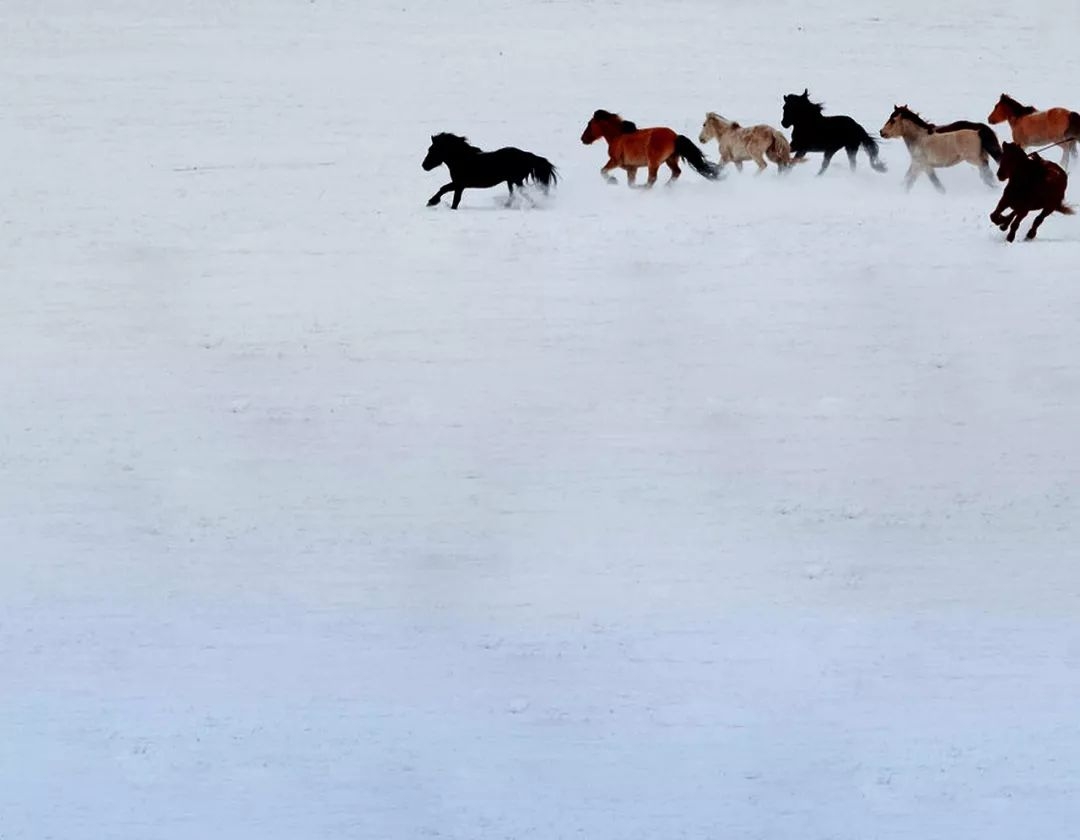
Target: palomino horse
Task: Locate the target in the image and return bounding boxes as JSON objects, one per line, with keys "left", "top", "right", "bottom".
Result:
{"left": 422, "top": 133, "right": 557, "bottom": 209}
{"left": 698, "top": 112, "right": 795, "bottom": 173}
{"left": 990, "top": 142, "right": 1073, "bottom": 242}
{"left": 781, "top": 89, "right": 887, "bottom": 174}
{"left": 879, "top": 105, "right": 999, "bottom": 191}
{"left": 580, "top": 110, "right": 721, "bottom": 187}
{"left": 988, "top": 94, "right": 1080, "bottom": 168}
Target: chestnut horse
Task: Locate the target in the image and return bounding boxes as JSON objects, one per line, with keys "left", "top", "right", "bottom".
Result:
{"left": 988, "top": 94, "right": 1080, "bottom": 168}
{"left": 580, "top": 110, "right": 721, "bottom": 187}
{"left": 989, "top": 142, "right": 1073, "bottom": 242}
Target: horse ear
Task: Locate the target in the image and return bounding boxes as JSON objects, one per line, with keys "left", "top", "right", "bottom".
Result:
{"left": 802, "top": 88, "right": 808, "bottom": 96}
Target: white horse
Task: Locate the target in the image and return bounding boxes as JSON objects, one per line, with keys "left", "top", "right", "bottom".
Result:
{"left": 698, "top": 112, "right": 796, "bottom": 173}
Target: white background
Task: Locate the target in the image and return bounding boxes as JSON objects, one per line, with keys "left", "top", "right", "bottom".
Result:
{"left": 3, "top": 1, "right": 1080, "bottom": 837}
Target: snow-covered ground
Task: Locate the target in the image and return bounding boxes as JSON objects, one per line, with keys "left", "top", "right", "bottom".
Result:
{"left": 3, "top": 1, "right": 1080, "bottom": 837}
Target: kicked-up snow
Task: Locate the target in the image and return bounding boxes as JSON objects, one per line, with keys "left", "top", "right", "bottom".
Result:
{"left": 3, "top": 1, "right": 1080, "bottom": 838}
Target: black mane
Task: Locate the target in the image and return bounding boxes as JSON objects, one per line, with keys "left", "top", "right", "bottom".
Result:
{"left": 785, "top": 90, "right": 825, "bottom": 115}
{"left": 1000, "top": 94, "right": 1037, "bottom": 116}
{"left": 893, "top": 105, "right": 932, "bottom": 130}
{"left": 430, "top": 132, "right": 481, "bottom": 154}
{"left": 619, "top": 120, "right": 638, "bottom": 133}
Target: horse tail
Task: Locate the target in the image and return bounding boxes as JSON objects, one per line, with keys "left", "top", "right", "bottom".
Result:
{"left": 769, "top": 130, "right": 793, "bottom": 169}
{"left": 1059, "top": 203, "right": 1075, "bottom": 216}
{"left": 978, "top": 125, "right": 1003, "bottom": 162}
{"left": 525, "top": 154, "right": 558, "bottom": 192}
{"left": 860, "top": 130, "right": 888, "bottom": 172}
{"left": 675, "top": 135, "right": 722, "bottom": 179}
{"left": 1068, "top": 112, "right": 1080, "bottom": 142}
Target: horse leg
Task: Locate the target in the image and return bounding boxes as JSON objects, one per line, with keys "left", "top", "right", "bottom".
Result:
{"left": 427, "top": 182, "right": 455, "bottom": 206}
{"left": 450, "top": 187, "right": 465, "bottom": 210}
{"left": 601, "top": 158, "right": 619, "bottom": 184}
{"left": 902, "top": 164, "right": 919, "bottom": 191}
{"left": 665, "top": 156, "right": 681, "bottom": 185}
{"left": 626, "top": 167, "right": 639, "bottom": 188}
{"left": 978, "top": 161, "right": 996, "bottom": 187}
{"left": 504, "top": 182, "right": 515, "bottom": 207}
{"left": 846, "top": 145, "right": 859, "bottom": 171}
{"left": 927, "top": 169, "right": 946, "bottom": 193}
{"left": 817, "top": 150, "right": 837, "bottom": 175}
{"left": 1006, "top": 209, "right": 1029, "bottom": 242}
{"left": 734, "top": 160, "right": 743, "bottom": 172}
{"left": 989, "top": 194, "right": 1012, "bottom": 227}
{"left": 1025, "top": 207, "right": 1054, "bottom": 240}
{"left": 752, "top": 153, "right": 767, "bottom": 173}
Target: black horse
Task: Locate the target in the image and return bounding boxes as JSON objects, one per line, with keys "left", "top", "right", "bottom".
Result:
{"left": 781, "top": 89, "right": 887, "bottom": 175}
{"left": 422, "top": 133, "right": 558, "bottom": 209}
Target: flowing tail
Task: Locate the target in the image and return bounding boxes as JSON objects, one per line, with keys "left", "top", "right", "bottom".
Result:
{"left": 1067, "top": 112, "right": 1080, "bottom": 160}
{"left": 1059, "top": 203, "right": 1075, "bottom": 216}
{"left": 861, "top": 131, "right": 888, "bottom": 172}
{"left": 675, "top": 135, "right": 722, "bottom": 179}
{"left": 768, "top": 130, "right": 794, "bottom": 170}
{"left": 1068, "top": 112, "right": 1080, "bottom": 140}
{"left": 525, "top": 154, "right": 558, "bottom": 192}
{"left": 977, "top": 125, "right": 1003, "bottom": 162}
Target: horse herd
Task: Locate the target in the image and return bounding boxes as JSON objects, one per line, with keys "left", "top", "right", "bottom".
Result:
{"left": 421, "top": 90, "right": 1080, "bottom": 242}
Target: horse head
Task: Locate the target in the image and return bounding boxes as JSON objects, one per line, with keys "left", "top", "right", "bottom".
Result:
{"left": 781, "top": 89, "right": 819, "bottom": 128}
{"left": 997, "top": 141, "right": 1028, "bottom": 181}
{"left": 422, "top": 134, "right": 446, "bottom": 170}
{"left": 581, "top": 110, "right": 620, "bottom": 144}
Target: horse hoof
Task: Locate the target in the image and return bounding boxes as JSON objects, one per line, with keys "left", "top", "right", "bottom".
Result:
{"left": 427, "top": 199, "right": 440, "bottom": 207}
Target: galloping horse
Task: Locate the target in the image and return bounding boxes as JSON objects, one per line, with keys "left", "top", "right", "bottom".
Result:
{"left": 879, "top": 105, "right": 999, "bottom": 191}
{"left": 781, "top": 89, "right": 887, "bottom": 174}
{"left": 988, "top": 94, "right": 1080, "bottom": 168}
{"left": 422, "top": 133, "right": 557, "bottom": 209}
{"left": 580, "top": 110, "right": 721, "bottom": 187}
{"left": 989, "top": 142, "right": 1073, "bottom": 242}
{"left": 698, "top": 112, "right": 795, "bottom": 173}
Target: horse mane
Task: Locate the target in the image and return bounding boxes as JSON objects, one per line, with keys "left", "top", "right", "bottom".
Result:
{"left": 786, "top": 91, "right": 824, "bottom": 115}
{"left": 1000, "top": 94, "right": 1037, "bottom": 116}
{"left": 431, "top": 132, "right": 481, "bottom": 154}
{"left": 618, "top": 120, "right": 638, "bottom": 133}
{"left": 593, "top": 109, "right": 619, "bottom": 121}
{"left": 894, "top": 105, "right": 932, "bottom": 130}
{"left": 707, "top": 111, "right": 732, "bottom": 126}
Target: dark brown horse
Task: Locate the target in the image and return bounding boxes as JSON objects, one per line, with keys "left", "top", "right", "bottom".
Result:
{"left": 580, "top": 110, "right": 720, "bottom": 187}
{"left": 990, "top": 142, "right": 1073, "bottom": 242}
{"left": 988, "top": 94, "right": 1080, "bottom": 168}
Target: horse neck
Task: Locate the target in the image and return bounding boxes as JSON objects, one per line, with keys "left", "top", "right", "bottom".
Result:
{"left": 791, "top": 108, "right": 824, "bottom": 128}
{"left": 1001, "top": 104, "right": 1028, "bottom": 125}
{"left": 707, "top": 117, "right": 729, "bottom": 137}
{"left": 596, "top": 123, "right": 627, "bottom": 144}
{"left": 439, "top": 143, "right": 480, "bottom": 168}
{"left": 896, "top": 119, "right": 927, "bottom": 144}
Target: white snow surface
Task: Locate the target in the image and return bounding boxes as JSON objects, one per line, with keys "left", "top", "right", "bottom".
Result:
{"left": 4, "top": 1, "right": 1080, "bottom": 837}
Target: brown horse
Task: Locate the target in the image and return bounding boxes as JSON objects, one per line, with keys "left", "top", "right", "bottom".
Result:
{"left": 988, "top": 94, "right": 1080, "bottom": 168}
{"left": 989, "top": 142, "right": 1073, "bottom": 242}
{"left": 580, "top": 110, "right": 720, "bottom": 187}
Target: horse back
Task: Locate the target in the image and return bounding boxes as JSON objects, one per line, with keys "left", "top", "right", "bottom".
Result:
{"left": 612, "top": 126, "right": 677, "bottom": 164}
